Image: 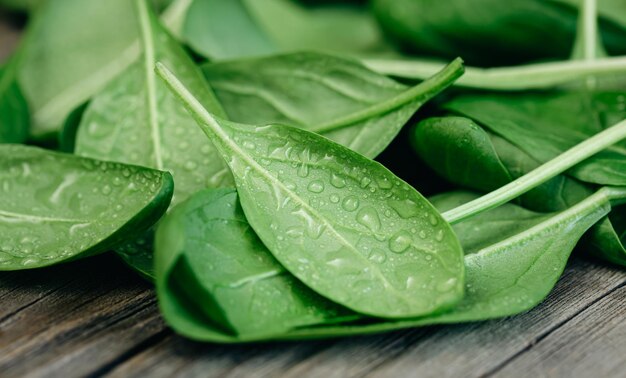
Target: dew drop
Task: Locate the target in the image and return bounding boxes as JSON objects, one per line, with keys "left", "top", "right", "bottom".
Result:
{"left": 368, "top": 250, "right": 387, "bottom": 264}
{"left": 356, "top": 207, "right": 381, "bottom": 232}
{"left": 429, "top": 214, "right": 439, "bottom": 226}
{"left": 330, "top": 173, "right": 346, "bottom": 188}
{"left": 418, "top": 230, "right": 427, "bottom": 239}
{"left": 329, "top": 194, "right": 340, "bottom": 203}
{"left": 298, "top": 163, "right": 309, "bottom": 178}
{"left": 101, "top": 185, "right": 112, "bottom": 195}
{"left": 243, "top": 141, "right": 256, "bottom": 150}
{"left": 360, "top": 177, "right": 372, "bottom": 188}
{"left": 388, "top": 198, "right": 420, "bottom": 218}
{"left": 435, "top": 229, "right": 444, "bottom": 242}
{"left": 184, "top": 161, "right": 198, "bottom": 171}
{"left": 307, "top": 180, "right": 325, "bottom": 193}
{"left": 437, "top": 278, "right": 458, "bottom": 293}
{"left": 341, "top": 195, "right": 359, "bottom": 212}
{"left": 389, "top": 230, "right": 412, "bottom": 253}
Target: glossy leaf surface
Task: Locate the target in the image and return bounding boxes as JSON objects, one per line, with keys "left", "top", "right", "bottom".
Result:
{"left": 158, "top": 63, "right": 465, "bottom": 319}
{"left": 444, "top": 91, "right": 626, "bottom": 186}
{"left": 202, "top": 52, "right": 463, "bottom": 158}
{"left": 156, "top": 188, "right": 357, "bottom": 338}
{"left": 413, "top": 116, "right": 626, "bottom": 266}
{"left": 157, "top": 187, "right": 616, "bottom": 342}
{"left": 0, "top": 145, "right": 173, "bottom": 270}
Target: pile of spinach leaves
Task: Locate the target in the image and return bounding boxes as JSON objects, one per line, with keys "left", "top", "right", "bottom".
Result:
{"left": 0, "top": 0, "right": 625, "bottom": 343}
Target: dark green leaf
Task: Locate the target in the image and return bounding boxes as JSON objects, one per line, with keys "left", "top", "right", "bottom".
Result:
{"left": 0, "top": 144, "right": 173, "bottom": 270}
{"left": 412, "top": 116, "right": 626, "bottom": 266}
{"left": 158, "top": 63, "right": 465, "bottom": 319}
{"left": 156, "top": 188, "right": 357, "bottom": 338}
{"left": 0, "top": 62, "right": 29, "bottom": 144}
{"left": 372, "top": 0, "right": 626, "bottom": 66}
{"left": 444, "top": 91, "right": 626, "bottom": 186}
{"left": 202, "top": 52, "right": 463, "bottom": 158}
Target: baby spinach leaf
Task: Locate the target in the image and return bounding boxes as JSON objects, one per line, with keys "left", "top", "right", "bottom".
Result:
{"left": 0, "top": 60, "right": 29, "bottom": 144}
{"left": 157, "top": 186, "right": 619, "bottom": 342}
{"left": 371, "top": 0, "right": 626, "bottom": 67}
{"left": 0, "top": 144, "right": 173, "bottom": 270}
{"left": 157, "top": 63, "right": 465, "bottom": 319}
{"left": 75, "top": 0, "right": 227, "bottom": 206}
{"left": 444, "top": 91, "right": 626, "bottom": 186}
{"left": 74, "top": 0, "right": 227, "bottom": 276}
{"left": 183, "top": 0, "right": 386, "bottom": 60}
{"left": 156, "top": 188, "right": 358, "bottom": 339}
{"left": 412, "top": 116, "right": 626, "bottom": 266}
{"left": 202, "top": 52, "right": 463, "bottom": 158}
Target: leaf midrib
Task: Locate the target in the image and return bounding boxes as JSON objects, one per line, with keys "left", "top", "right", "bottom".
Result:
{"left": 138, "top": 0, "right": 164, "bottom": 170}
{"left": 0, "top": 209, "right": 89, "bottom": 224}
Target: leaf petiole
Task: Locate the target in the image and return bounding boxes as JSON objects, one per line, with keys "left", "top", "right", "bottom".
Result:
{"left": 443, "top": 119, "right": 626, "bottom": 224}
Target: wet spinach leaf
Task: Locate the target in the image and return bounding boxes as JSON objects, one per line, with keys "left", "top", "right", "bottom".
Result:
{"left": 183, "top": 0, "right": 385, "bottom": 60}
{"left": 444, "top": 91, "right": 626, "bottom": 186}
{"left": 412, "top": 116, "right": 626, "bottom": 266}
{"left": 156, "top": 188, "right": 358, "bottom": 339}
{"left": 201, "top": 52, "right": 463, "bottom": 158}
{"left": 0, "top": 144, "right": 173, "bottom": 270}
{"left": 157, "top": 63, "right": 465, "bottom": 319}
{"left": 75, "top": 0, "right": 227, "bottom": 205}
{"left": 74, "top": 0, "right": 227, "bottom": 276}
{"left": 156, "top": 187, "right": 620, "bottom": 342}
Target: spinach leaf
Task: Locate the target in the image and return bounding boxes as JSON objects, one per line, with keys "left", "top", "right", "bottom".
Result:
{"left": 444, "top": 91, "right": 626, "bottom": 186}
{"left": 0, "top": 59, "right": 29, "bottom": 144}
{"left": 201, "top": 52, "right": 463, "bottom": 158}
{"left": 412, "top": 116, "right": 626, "bottom": 266}
{"left": 0, "top": 144, "right": 173, "bottom": 270}
{"left": 371, "top": 0, "right": 626, "bottom": 67}
{"left": 157, "top": 188, "right": 358, "bottom": 339}
{"left": 183, "top": 0, "right": 386, "bottom": 60}
{"left": 18, "top": 0, "right": 142, "bottom": 138}
{"left": 157, "top": 63, "right": 465, "bottom": 319}
{"left": 74, "top": 0, "right": 227, "bottom": 276}
{"left": 157, "top": 187, "right": 619, "bottom": 342}
{"left": 75, "top": 0, "right": 227, "bottom": 205}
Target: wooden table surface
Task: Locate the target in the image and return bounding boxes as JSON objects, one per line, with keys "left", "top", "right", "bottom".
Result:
{"left": 2, "top": 11, "right": 626, "bottom": 378}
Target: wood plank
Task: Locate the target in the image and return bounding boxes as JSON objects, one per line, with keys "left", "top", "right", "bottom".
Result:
{"left": 493, "top": 282, "right": 626, "bottom": 378}
{"left": 103, "top": 258, "right": 626, "bottom": 378}
{"left": 0, "top": 255, "right": 169, "bottom": 378}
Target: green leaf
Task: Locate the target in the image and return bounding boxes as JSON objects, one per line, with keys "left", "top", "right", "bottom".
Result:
{"left": 371, "top": 0, "right": 626, "bottom": 67}
{"left": 0, "top": 144, "right": 173, "bottom": 270}
{"left": 157, "top": 62, "right": 465, "bottom": 319}
{"left": 443, "top": 91, "right": 626, "bottom": 186}
{"left": 76, "top": 0, "right": 227, "bottom": 205}
{"left": 156, "top": 188, "right": 358, "bottom": 339}
{"left": 0, "top": 61, "right": 29, "bottom": 144}
{"left": 156, "top": 187, "right": 618, "bottom": 342}
{"left": 202, "top": 52, "right": 463, "bottom": 158}
{"left": 412, "top": 116, "right": 626, "bottom": 267}
{"left": 183, "top": 0, "right": 386, "bottom": 60}
{"left": 74, "top": 0, "right": 227, "bottom": 276}
{"left": 18, "top": 0, "right": 143, "bottom": 138}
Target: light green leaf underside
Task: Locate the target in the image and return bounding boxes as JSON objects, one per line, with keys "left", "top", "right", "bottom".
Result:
{"left": 0, "top": 145, "right": 173, "bottom": 270}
